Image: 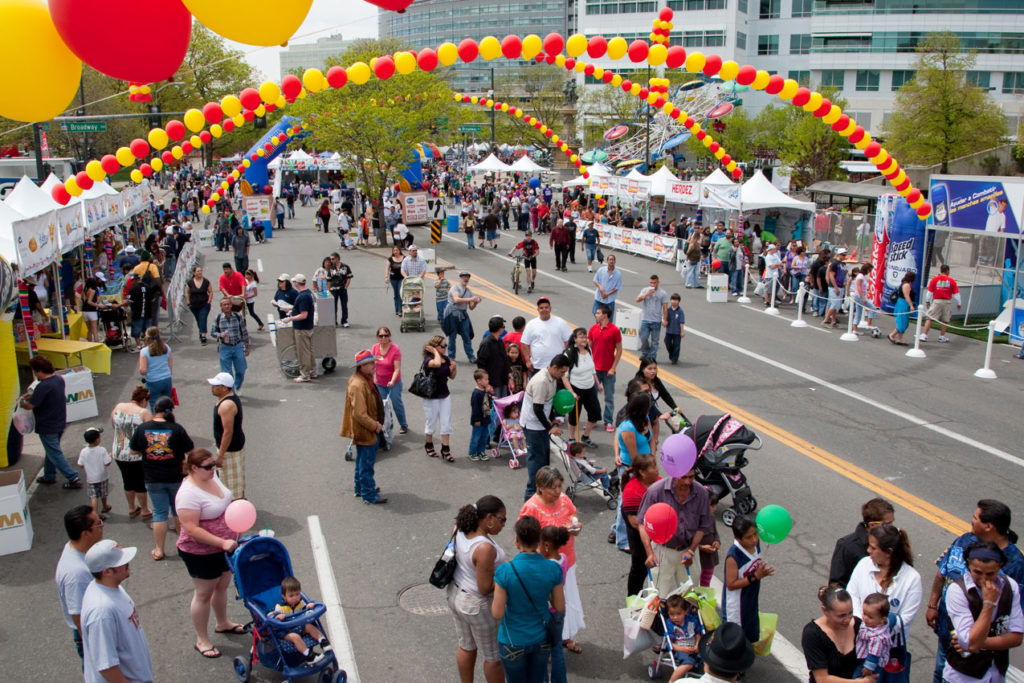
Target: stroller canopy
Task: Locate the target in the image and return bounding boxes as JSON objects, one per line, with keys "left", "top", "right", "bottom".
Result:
{"left": 230, "top": 536, "right": 295, "bottom": 614}
{"left": 688, "top": 414, "right": 757, "bottom": 457}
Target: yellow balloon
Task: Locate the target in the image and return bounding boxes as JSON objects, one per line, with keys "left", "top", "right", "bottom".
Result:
{"left": 778, "top": 79, "right": 799, "bottom": 100}
{"left": 566, "top": 33, "right": 587, "bottom": 58}
{"left": 870, "top": 152, "right": 888, "bottom": 165}
{"left": 854, "top": 133, "right": 872, "bottom": 150}
{"left": 184, "top": 108, "right": 205, "bottom": 132}
{"left": 485, "top": 98, "right": 494, "bottom": 108}
{"left": 574, "top": 60, "right": 585, "bottom": 73}
{"left": 201, "top": 205, "right": 211, "bottom": 214}
{"left": 664, "top": 102, "right": 675, "bottom": 114}
{"left": 515, "top": 109, "right": 524, "bottom": 118}
{"left": 242, "top": 159, "right": 251, "bottom": 168}
{"left": 211, "top": 192, "right": 220, "bottom": 202}
{"left": 726, "top": 161, "right": 737, "bottom": 172}
{"left": 150, "top": 158, "right": 163, "bottom": 172}
{"left": 647, "top": 44, "right": 667, "bottom": 67}
{"left": 231, "top": 170, "right": 240, "bottom": 179}
{"left": 183, "top": 0, "right": 313, "bottom": 47}
{"left": 171, "top": 146, "right": 183, "bottom": 160}
{"left": 275, "top": 95, "right": 286, "bottom": 109}
{"left": 803, "top": 92, "right": 823, "bottom": 112}
{"left": 221, "top": 94, "right": 242, "bottom": 118}
{"left": 148, "top": 128, "right": 169, "bottom": 150}
{"left": 256, "top": 148, "right": 265, "bottom": 157}
{"left": 320, "top": 75, "right": 329, "bottom": 92}
{"left": 395, "top": 51, "right": 416, "bottom": 75}
{"left": 232, "top": 114, "right": 245, "bottom": 127}
{"left": 611, "top": 75, "right": 622, "bottom": 87}
{"left": 607, "top": 36, "right": 628, "bottom": 60}
{"left": 521, "top": 35, "right": 542, "bottom": 60}
{"left": 752, "top": 70, "right": 771, "bottom": 90}
{"left": 189, "top": 135, "right": 202, "bottom": 149}
{"left": 130, "top": 169, "right": 143, "bottom": 183}
{"left": 715, "top": 148, "right": 726, "bottom": 160}
{"left": 221, "top": 181, "right": 229, "bottom": 190}
{"left": 437, "top": 42, "right": 458, "bottom": 66}
{"left": 115, "top": 147, "right": 135, "bottom": 167}
{"left": 210, "top": 124, "right": 223, "bottom": 138}
{"left": 0, "top": 0, "right": 82, "bottom": 123}
{"left": 297, "top": 88, "right": 307, "bottom": 99}
{"left": 551, "top": 135, "right": 559, "bottom": 144}
{"left": 271, "top": 136, "right": 280, "bottom": 145}
{"left": 479, "top": 36, "right": 501, "bottom": 61}
{"left": 470, "top": 96, "right": 479, "bottom": 104}
{"left": 65, "top": 177, "right": 82, "bottom": 196}
{"left": 500, "top": 103, "right": 509, "bottom": 112}
{"left": 646, "top": 92, "right": 658, "bottom": 105}
{"left": 839, "top": 121, "right": 856, "bottom": 137}
{"left": 259, "top": 81, "right": 280, "bottom": 104}
{"left": 822, "top": 106, "right": 842, "bottom": 125}
{"left": 348, "top": 62, "right": 371, "bottom": 85}
{"left": 570, "top": 154, "right": 578, "bottom": 163}
{"left": 702, "top": 136, "right": 713, "bottom": 148}
{"left": 85, "top": 160, "right": 105, "bottom": 182}
{"left": 629, "top": 83, "right": 641, "bottom": 96}
{"left": 685, "top": 52, "right": 706, "bottom": 73}
{"left": 539, "top": 125, "right": 548, "bottom": 134}
{"left": 892, "top": 170, "right": 907, "bottom": 186}
{"left": 254, "top": 104, "right": 266, "bottom": 117}
{"left": 593, "top": 67, "right": 604, "bottom": 80}
{"left": 303, "top": 68, "right": 325, "bottom": 92}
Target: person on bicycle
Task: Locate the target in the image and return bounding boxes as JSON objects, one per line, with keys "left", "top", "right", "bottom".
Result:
{"left": 510, "top": 231, "right": 540, "bottom": 293}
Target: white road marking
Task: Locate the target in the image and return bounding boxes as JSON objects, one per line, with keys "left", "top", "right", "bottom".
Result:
{"left": 257, "top": 258, "right": 264, "bottom": 274}
{"left": 308, "top": 515, "right": 360, "bottom": 683}
{"left": 616, "top": 265, "right": 639, "bottom": 274}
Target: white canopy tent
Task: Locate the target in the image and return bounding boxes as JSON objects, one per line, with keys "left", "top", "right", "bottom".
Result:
{"left": 699, "top": 168, "right": 740, "bottom": 210}
{"left": 625, "top": 168, "right": 648, "bottom": 181}
{"left": 649, "top": 165, "right": 700, "bottom": 205}
{"left": 6, "top": 176, "right": 85, "bottom": 252}
{"left": 740, "top": 171, "right": 815, "bottom": 213}
{"left": 509, "top": 156, "right": 546, "bottom": 173}
{"left": 468, "top": 153, "right": 512, "bottom": 174}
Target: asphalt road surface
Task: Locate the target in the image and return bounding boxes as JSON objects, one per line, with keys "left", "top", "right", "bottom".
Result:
{"left": 4, "top": 202, "right": 1023, "bottom": 683}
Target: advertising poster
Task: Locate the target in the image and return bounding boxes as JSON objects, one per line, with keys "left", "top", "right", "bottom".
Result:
{"left": 664, "top": 180, "right": 699, "bottom": 205}
{"left": 929, "top": 176, "right": 1023, "bottom": 235}
{"left": 871, "top": 194, "right": 932, "bottom": 313}
{"left": 401, "top": 191, "right": 428, "bottom": 224}
{"left": 701, "top": 183, "right": 740, "bottom": 210}
{"left": 242, "top": 196, "right": 272, "bottom": 222}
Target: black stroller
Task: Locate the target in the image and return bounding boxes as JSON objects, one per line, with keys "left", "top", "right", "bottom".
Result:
{"left": 683, "top": 414, "right": 762, "bottom": 527}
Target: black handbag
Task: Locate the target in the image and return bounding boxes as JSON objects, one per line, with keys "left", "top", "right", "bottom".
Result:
{"left": 429, "top": 531, "right": 458, "bottom": 589}
{"left": 408, "top": 367, "right": 436, "bottom": 399}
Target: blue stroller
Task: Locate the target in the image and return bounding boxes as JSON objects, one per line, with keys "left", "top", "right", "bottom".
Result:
{"left": 229, "top": 536, "right": 346, "bottom": 683}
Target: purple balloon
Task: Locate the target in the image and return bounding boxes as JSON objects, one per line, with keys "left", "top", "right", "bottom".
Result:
{"left": 660, "top": 433, "right": 697, "bottom": 478}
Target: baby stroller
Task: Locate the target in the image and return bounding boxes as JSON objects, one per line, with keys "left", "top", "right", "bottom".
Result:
{"left": 229, "top": 536, "right": 346, "bottom": 683}
{"left": 489, "top": 391, "right": 525, "bottom": 469}
{"left": 683, "top": 414, "right": 762, "bottom": 527}
{"left": 648, "top": 589, "right": 706, "bottom": 680}
{"left": 550, "top": 432, "right": 618, "bottom": 509}
{"left": 100, "top": 306, "right": 137, "bottom": 352}
{"left": 399, "top": 276, "right": 425, "bottom": 333}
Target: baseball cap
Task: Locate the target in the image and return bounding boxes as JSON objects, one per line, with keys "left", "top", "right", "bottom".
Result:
{"left": 536, "top": 296, "right": 551, "bottom": 306}
{"left": 408, "top": 244, "right": 418, "bottom": 250}
{"left": 83, "top": 426, "right": 103, "bottom": 443}
{"left": 836, "top": 247, "right": 848, "bottom": 256}
{"left": 459, "top": 271, "right": 471, "bottom": 277}
{"left": 291, "top": 273, "right": 307, "bottom": 284}
{"left": 766, "top": 243, "right": 778, "bottom": 250}
{"left": 277, "top": 273, "right": 290, "bottom": 282}
{"left": 124, "top": 245, "right": 136, "bottom": 253}
{"left": 206, "top": 372, "right": 235, "bottom": 389}
{"left": 85, "top": 539, "right": 137, "bottom": 573}
{"left": 95, "top": 271, "right": 107, "bottom": 282}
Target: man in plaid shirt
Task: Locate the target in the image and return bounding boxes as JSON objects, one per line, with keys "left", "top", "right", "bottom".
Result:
{"left": 211, "top": 298, "right": 250, "bottom": 391}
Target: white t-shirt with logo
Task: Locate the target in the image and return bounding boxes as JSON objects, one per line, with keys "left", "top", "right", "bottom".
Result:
{"left": 81, "top": 583, "right": 154, "bottom": 683}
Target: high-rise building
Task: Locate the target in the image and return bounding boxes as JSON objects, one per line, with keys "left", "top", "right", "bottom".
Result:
{"left": 379, "top": 0, "right": 571, "bottom": 91}
{"left": 279, "top": 34, "right": 357, "bottom": 76}
{"left": 578, "top": 1, "right": 1024, "bottom": 136}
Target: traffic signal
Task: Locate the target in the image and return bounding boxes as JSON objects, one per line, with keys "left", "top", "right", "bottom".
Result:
{"left": 148, "top": 104, "right": 162, "bottom": 130}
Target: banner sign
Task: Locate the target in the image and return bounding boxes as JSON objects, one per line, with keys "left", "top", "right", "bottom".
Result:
{"left": 401, "top": 191, "right": 429, "bottom": 224}
{"left": 664, "top": 180, "right": 699, "bottom": 205}
{"left": 594, "top": 223, "right": 677, "bottom": 263}
{"left": 242, "top": 196, "right": 272, "bottom": 222}
{"left": 929, "top": 176, "right": 1023, "bottom": 235}
{"left": 871, "top": 194, "right": 932, "bottom": 313}
{"left": 13, "top": 211, "right": 57, "bottom": 275}
{"left": 701, "top": 183, "right": 740, "bottom": 210}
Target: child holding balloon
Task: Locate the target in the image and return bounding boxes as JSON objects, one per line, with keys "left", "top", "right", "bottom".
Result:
{"left": 722, "top": 515, "right": 775, "bottom": 644}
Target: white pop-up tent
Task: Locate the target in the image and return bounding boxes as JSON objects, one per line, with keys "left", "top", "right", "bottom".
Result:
{"left": 740, "top": 170, "right": 815, "bottom": 213}
{"left": 7, "top": 176, "right": 86, "bottom": 252}
{"left": 699, "top": 169, "right": 740, "bottom": 210}
{"left": 468, "top": 153, "right": 512, "bottom": 174}
{"left": 509, "top": 155, "right": 546, "bottom": 173}
{"left": 649, "top": 165, "right": 701, "bottom": 205}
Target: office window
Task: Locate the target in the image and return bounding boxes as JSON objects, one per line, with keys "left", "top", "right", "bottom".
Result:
{"left": 705, "top": 30, "right": 725, "bottom": 47}
{"left": 758, "top": 34, "right": 779, "bottom": 55}
{"left": 736, "top": 31, "right": 747, "bottom": 50}
{"left": 738, "top": 0, "right": 747, "bottom": 12}
{"left": 966, "top": 71, "right": 991, "bottom": 89}
{"left": 820, "top": 69, "right": 845, "bottom": 88}
{"left": 790, "top": 34, "right": 811, "bottom": 54}
{"left": 760, "top": 0, "right": 780, "bottom": 18}
{"left": 891, "top": 69, "right": 914, "bottom": 90}
{"left": 856, "top": 69, "right": 880, "bottom": 91}
{"left": 846, "top": 111, "right": 872, "bottom": 129}
{"left": 792, "top": 0, "right": 812, "bottom": 17}
{"left": 788, "top": 70, "right": 810, "bottom": 85}
{"left": 1004, "top": 72, "right": 1024, "bottom": 93}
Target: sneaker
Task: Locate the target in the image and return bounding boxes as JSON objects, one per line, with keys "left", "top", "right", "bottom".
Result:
{"left": 479, "top": 452, "right": 493, "bottom": 461}
{"left": 399, "top": 426, "right": 409, "bottom": 434}
{"left": 63, "top": 479, "right": 83, "bottom": 490}
{"left": 938, "top": 335, "right": 949, "bottom": 343}
{"left": 918, "top": 334, "right": 929, "bottom": 342}
{"left": 588, "top": 266, "right": 593, "bottom": 272}
{"left": 342, "top": 322, "right": 350, "bottom": 328}
{"left": 469, "top": 452, "right": 482, "bottom": 461}
{"left": 605, "top": 423, "right": 614, "bottom": 432}
{"left": 581, "top": 437, "right": 598, "bottom": 448}
{"left": 36, "top": 477, "right": 56, "bottom": 485}
{"left": 294, "top": 377, "right": 311, "bottom": 383}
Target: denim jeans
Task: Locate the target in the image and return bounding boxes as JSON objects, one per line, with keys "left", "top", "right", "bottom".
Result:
{"left": 332, "top": 289, "right": 348, "bottom": 325}
{"left": 595, "top": 370, "right": 616, "bottom": 425}
{"left": 131, "top": 317, "right": 153, "bottom": 340}
{"left": 146, "top": 480, "right": 181, "bottom": 522}
{"left": 639, "top": 320, "right": 661, "bottom": 360}
{"left": 145, "top": 377, "right": 173, "bottom": 411}
{"left": 499, "top": 640, "right": 550, "bottom": 683}
{"left": 610, "top": 465, "right": 629, "bottom": 549}
{"left": 354, "top": 443, "right": 381, "bottom": 503}
{"left": 469, "top": 423, "right": 491, "bottom": 455}
{"left": 730, "top": 268, "right": 744, "bottom": 294}
{"left": 523, "top": 428, "right": 550, "bottom": 500}
{"left": 790, "top": 274, "right": 807, "bottom": 311}
{"left": 466, "top": 232, "right": 475, "bottom": 248}
{"left": 584, "top": 243, "right": 596, "bottom": 262}
{"left": 813, "top": 288, "right": 827, "bottom": 316}
{"left": 851, "top": 294, "right": 866, "bottom": 327}
{"left": 39, "top": 431, "right": 78, "bottom": 482}
{"left": 547, "top": 611, "right": 567, "bottom": 683}
{"left": 447, "top": 313, "right": 475, "bottom": 362}
{"left": 190, "top": 304, "right": 210, "bottom": 335}
{"left": 234, "top": 256, "right": 248, "bottom": 274}
{"left": 389, "top": 279, "right": 402, "bottom": 314}
{"left": 376, "top": 381, "right": 408, "bottom": 429}
{"left": 664, "top": 333, "right": 681, "bottom": 363}
{"left": 685, "top": 261, "right": 701, "bottom": 288}
{"left": 219, "top": 343, "right": 247, "bottom": 391}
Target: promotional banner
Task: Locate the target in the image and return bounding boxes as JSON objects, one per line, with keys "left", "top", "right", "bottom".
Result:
{"left": 701, "top": 183, "right": 740, "bottom": 210}
{"left": 242, "top": 196, "right": 272, "bottom": 223}
{"left": 56, "top": 202, "right": 85, "bottom": 252}
{"left": 13, "top": 212, "right": 57, "bottom": 275}
{"left": 595, "top": 224, "right": 677, "bottom": 263}
{"left": 929, "top": 176, "right": 1023, "bottom": 235}
{"left": 872, "top": 194, "right": 932, "bottom": 313}
{"left": 401, "top": 191, "right": 429, "bottom": 224}
{"left": 664, "top": 180, "right": 699, "bottom": 205}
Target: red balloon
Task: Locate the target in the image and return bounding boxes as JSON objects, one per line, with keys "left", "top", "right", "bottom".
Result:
{"left": 362, "top": 0, "right": 414, "bottom": 12}
{"left": 543, "top": 32, "right": 564, "bottom": 55}
{"left": 457, "top": 38, "right": 479, "bottom": 63}
{"left": 601, "top": 71, "right": 613, "bottom": 83}
{"left": 129, "top": 138, "right": 149, "bottom": 159}
{"left": 669, "top": 109, "right": 681, "bottom": 119}
{"left": 262, "top": 185, "right": 272, "bottom": 195}
{"left": 702, "top": 54, "right": 722, "bottom": 76}
{"left": 545, "top": 129, "right": 553, "bottom": 138}
{"left": 765, "top": 74, "right": 785, "bottom": 95}
{"left": 709, "top": 141, "right": 720, "bottom": 153}
{"left": 417, "top": 48, "right": 438, "bottom": 71}
{"left": 48, "top": 0, "right": 190, "bottom": 82}
{"left": 207, "top": 198, "right": 216, "bottom": 207}
{"left": 587, "top": 36, "right": 607, "bottom": 58}
{"left": 250, "top": 153, "right": 259, "bottom": 161}
{"left": 373, "top": 55, "right": 396, "bottom": 79}
{"left": 643, "top": 502, "right": 678, "bottom": 545}
{"left": 712, "top": 259, "right": 722, "bottom": 269}
{"left": 226, "top": 176, "right": 235, "bottom": 185}
{"left": 223, "top": 119, "right": 235, "bottom": 132}
{"left": 736, "top": 65, "right": 757, "bottom": 86}
{"left": 848, "top": 126, "right": 865, "bottom": 144}
{"left": 627, "top": 40, "right": 649, "bottom": 63}
{"left": 165, "top": 120, "right": 186, "bottom": 141}
{"left": 813, "top": 98, "right": 832, "bottom": 117}
{"left": 75, "top": 171, "right": 93, "bottom": 190}
{"left": 732, "top": 168, "right": 742, "bottom": 179}
{"left": 684, "top": 118, "right": 695, "bottom": 128}
{"left": 100, "top": 154, "right": 120, "bottom": 176}
{"left": 264, "top": 142, "right": 274, "bottom": 152}
{"left": 916, "top": 202, "right": 931, "bottom": 218}
{"left": 584, "top": 63, "right": 594, "bottom": 76}
{"left": 239, "top": 88, "right": 261, "bottom": 111}
{"left": 864, "top": 141, "right": 882, "bottom": 159}
{"left": 574, "top": 159, "right": 581, "bottom": 168}
{"left": 203, "top": 102, "right": 223, "bottom": 124}
{"left": 792, "top": 87, "right": 811, "bottom": 107}
{"left": 654, "top": 96, "right": 665, "bottom": 108}
{"left": 659, "top": 7, "right": 674, "bottom": 21}
{"left": 199, "top": 130, "right": 212, "bottom": 144}
{"left": 895, "top": 178, "right": 911, "bottom": 192}
{"left": 324, "top": 66, "right": 347, "bottom": 89}
{"left": 831, "top": 114, "right": 851, "bottom": 132}
{"left": 243, "top": 110, "right": 256, "bottom": 122}
{"left": 181, "top": 142, "right": 193, "bottom": 154}
{"left": 665, "top": 45, "right": 686, "bottom": 69}
{"left": 696, "top": 130, "right": 706, "bottom": 140}
{"left": 564, "top": 58, "right": 575, "bottom": 70}
{"left": 638, "top": 87, "right": 649, "bottom": 99}
{"left": 620, "top": 79, "right": 632, "bottom": 92}
{"left": 280, "top": 74, "right": 302, "bottom": 99}
{"left": 545, "top": 54, "right": 556, "bottom": 65}
{"left": 884, "top": 166, "right": 901, "bottom": 180}
{"left": 265, "top": 103, "right": 276, "bottom": 113}
{"left": 51, "top": 185, "right": 71, "bottom": 205}
{"left": 139, "top": 163, "right": 152, "bottom": 178}
{"left": 721, "top": 154, "right": 732, "bottom": 165}
{"left": 501, "top": 35, "right": 522, "bottom": 59}
{"left": 534, "top": 54, "right": 545, "bottom": 62}
{"left": 161, "top": 151, "right": 174, "bottom": 165}
{"left": 906, "top": 188, "right": 922, "bottom": 204}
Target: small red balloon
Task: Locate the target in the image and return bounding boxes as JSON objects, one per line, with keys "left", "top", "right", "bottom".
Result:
{"left": 100, "top": 154, "right": 119, "bottom": 175}
{"left": 684, "top": 118, "right": 695, "bottom": 128}
{"left": 243, "top": 110, "right": 255, "bottom": 122}
{"left": 51, "top": 185, "right": 71, "bottom": 205}
{"left": 864, "top": 141, "right": 882, "bottom": 158}
{"left": 129, "top": 138, "right": 149, "bottom": 159}
{"left": 223, "top": 119, "right": 235, "bottom": 132}
{"left": 659, "top": 7, "right": 673, "bottom": 21}
{"left": 417, "top": 48, "right": 438, "bottom": 71}
{"left": 165, "top": 120, "right": 185, "bottom": 140}
{"left": 239, "top": 88, "right": 261, "bottom": 111}
{"left": 262, "top": 185, "right": 272, "bottom": 195}
{"left": 545, "top": 129, "right": 553, "bottom": 138}
{"left": 457, "top": 38, "right": 479, "bottom": 63}
{"left": 702, "top": 54, "right": 722, "bottom": 76}
{"left": 545, "top": 54, "right": 556, "bottom": 65}
{"left": 250, "top": 153, "right": 259, "bottom": 161}
{"left": 848, "top": 126, "right": 865, "bottom": 144}
{"left": 281, "top": 74, "right": 302, "bottom": 99}
{"left": 813, "top": 98, "right": 832, "bottom": 117}
{"left": 895, "top": 178, "right": 911, "bottom": 192}
{"left": 161, "top": 151, "right": 174, "bottom": 165}
{"left": 264, "top": 142, "right": 274, "bottom": 152}
{"left": 621, "top": 79, "right": 632, "bottom": 92}
{"left": 627, "top": 40, "right": 649, "bottom": 63}
{"left": 831, "top": 114, "right": 851, "bottom": 132}
{"left": 564, "top": 58, "right": 575, "bottom": 70}
{"left": 765, "top": 74, "right": 785, "bottom": 95}
{"left": 916, "top": 202, "right": 931, "bottom": 218}
{"left": 906, "top": 188, "right": 922, "bottom": 204}
{"left": 373, "top": 55, "right": 396, "bottom": 79}
{"left": 265, "top": 103, "right": 276, "bottom": 113}
{"left": 587, "top": 36, "right": 607, "bottom": 58}
{"left": 638, "top": 87, "right": 649, "bottom": 99}
{"left": 709, "top": 142, "right": 720, "bottom": 153}
{"left": 203, "top": 102, "right": 223, "bottom": 124}
{"left": 140, "top": 163, "right": 152, "bottom": 177}
{"left": 76, "top": 171, "right": 94, "bottom": 190}
{"left": 696, "top": 130, "right": 706, "bottom": 140}
{"left": 181, "top": 142, "right": 193, "bottom": 154}
{"left": 736, "top": 65, "right": 757, "bottom": 86}
{"left": 792, "top": 87, "right": 811, "bottom": 107}
{"left": 501, "top": 35, "right": 522, "bottom": 59}
{"left": 721, "top": 154, "right": 732, "bottom": 165}
{"left": 732, "top": 168, "right": 742, "bottom": 179}
{"left": 199, "top": 130, "right": 212, "bottom": 143}
{"left": 601, "top": 71, "right": 613, "bottom": 83}
{"left": 665, "top": 45, "right": 686, "bottom": 69}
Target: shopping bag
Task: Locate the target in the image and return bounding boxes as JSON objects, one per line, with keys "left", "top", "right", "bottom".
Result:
{"left": 753, "top": 280, "right": 765, "bottom": 297}
{"left": 877, "top": 615, "right": 911, "bottom": 683}
{"left": 171, "top": 387, "right": 180, "bottom": 406}
{"left": 619, "top": 607, "right": 655, "bottom": 659}
{"left": 691, "top": 586, "right": 720, "bottom": 631}
{"left": 753, "top": 612, "right": 778, "bottom": 656}
{"left": 12, "top": 406, "right": 34, "bottom": 435}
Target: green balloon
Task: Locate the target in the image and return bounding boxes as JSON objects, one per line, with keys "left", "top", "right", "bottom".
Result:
{"left": 755, "top": 504, "right": 792, "bottom": 545}
{"left": 552, "top": 389, "right": 575, "bottom": 416}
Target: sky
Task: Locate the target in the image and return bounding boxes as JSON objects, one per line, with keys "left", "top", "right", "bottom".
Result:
{"left": 228, "top": 2, "right": 382, "bottom": 82}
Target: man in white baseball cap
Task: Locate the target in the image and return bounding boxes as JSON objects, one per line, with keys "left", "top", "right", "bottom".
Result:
{"left": 81, "top": 539, "right": 153, "bottom": 682}
{"left": 208, "top": 371, "right": 246, "bottom": 499}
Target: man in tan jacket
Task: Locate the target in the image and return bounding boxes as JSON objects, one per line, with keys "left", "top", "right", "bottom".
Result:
{"left": 340, "top": 349, "right": 387, "bottom": 504}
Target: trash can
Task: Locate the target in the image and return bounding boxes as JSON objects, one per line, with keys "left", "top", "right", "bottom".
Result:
{"left": 706, "top": 274, "right": 729, "bottom": 303}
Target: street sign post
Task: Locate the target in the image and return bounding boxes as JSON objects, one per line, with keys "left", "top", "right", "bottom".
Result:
{"left": 60, "top": 121, "right": 107, "bottom": 133}
{"left": 458, "top": 124, "right": 483, "bottom": 133}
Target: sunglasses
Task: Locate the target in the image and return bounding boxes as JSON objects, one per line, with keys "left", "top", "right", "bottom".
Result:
{"left": 378, "top": 333, "right": 390, "bottom": 338}
{"left": 196, "top": 462, "right": 216, "bottom": 471}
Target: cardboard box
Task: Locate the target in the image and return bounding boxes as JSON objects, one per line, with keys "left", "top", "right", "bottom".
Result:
{"left": 615, "top": 308, "right": 639, "bottom": 352}
{"left": 0, "top": 470, "right": 33, "bottom": 556}
{"left": 60, "top": 366, "right": 98, "bottom": 422}
{"left": 706, "top": 274, "right": 729, "bottom": 303}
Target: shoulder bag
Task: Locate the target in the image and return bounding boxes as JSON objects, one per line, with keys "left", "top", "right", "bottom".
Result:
{"left": 408, "top": 361, "right": 438, "bottom": 399}
{"left": 510, "top": 561, "right": 557, "bottom": 647}
{"left": 428, "top": 531, "right": 458, "bottom": 589}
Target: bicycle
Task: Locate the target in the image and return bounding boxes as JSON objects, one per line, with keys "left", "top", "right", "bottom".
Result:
{"left": 510, "top": 249, "right": 524, "bottom": 295}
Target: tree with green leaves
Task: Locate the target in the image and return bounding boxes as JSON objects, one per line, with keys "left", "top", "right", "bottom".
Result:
{"left": 287, "top": 38, "right": 458, "bottom": 241}
{"left": 776, "top": 89, "right": 850, "bottom": 188}
{"left": 493, "top": 65, "right": 575, "bottom": 155}
{"left": 884, "top": 32, "right": 1007, "bottom": 173}
{"left": 578, "top": 78, "right": 638, "bottom": 149}
{"left": 685, "top": 109, "right": 755, "bottom": 165}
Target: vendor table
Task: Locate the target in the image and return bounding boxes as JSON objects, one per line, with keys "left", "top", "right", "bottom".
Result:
{"left": 15, "top": 338, "right": 112, "bottom": 375}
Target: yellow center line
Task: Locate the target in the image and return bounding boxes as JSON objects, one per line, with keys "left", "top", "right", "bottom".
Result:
{"left": 470, "top": 271, "right": 969, "bottom": 536}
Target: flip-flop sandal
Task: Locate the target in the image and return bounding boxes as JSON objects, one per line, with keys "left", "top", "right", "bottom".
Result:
{"left": 215, "top": 624, "right": 248, "bottom": 635}
{"left": 563, "top": 640, "right": 582, "bottom": 654}
{"left": 896, "top": 341, "right": 908, "bottom": 346}
{"left": 128, "top": 507, "right": 142, "bottom": 519}
{"left": 194, "top": 645, "right": 221, "bottom": 659}
{"left": 151, "top": 549, "right": 165, "bottom": 561}
{"left": 101, "top": 505, "right": 112, "bottom": 513}
{"left": 887, "top": 335, "right": 897, "bottom": 345}
{"left": 141, "top": 511, "right": 153, "bottom": 519}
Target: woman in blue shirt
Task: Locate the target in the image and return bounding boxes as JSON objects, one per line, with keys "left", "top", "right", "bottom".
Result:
{"left": 138, "top": 326, "right": 172, "bottom": 411}
{"left": 491, "top": 516, "right": 565, "bottom": 683}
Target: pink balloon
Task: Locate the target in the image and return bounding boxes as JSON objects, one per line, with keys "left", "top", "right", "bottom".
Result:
{"left": 225, "top": 499, "right": 257, "bottom": 533}
{"left": 661, "top": 433, "right": 697, "bottom": 478}
{"left": 643, "top": 502, "right": 678, "bottom": 544}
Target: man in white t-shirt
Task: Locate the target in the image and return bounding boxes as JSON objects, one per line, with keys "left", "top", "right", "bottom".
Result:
{"left": 521, "top": 354, "right": 570, "bottom": 500}
{"left": 81, "top": 539, "right": 153, "bottom": 683}
{"left": 56, "top": 505, "right": 105, "bottom": 660}
{"left": 520, "top": 297, "right": 572, "bottom": 372}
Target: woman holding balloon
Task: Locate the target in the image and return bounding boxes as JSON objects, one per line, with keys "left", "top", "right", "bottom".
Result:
{"left": 175, "top": 448, "right": 248, "bottom": 659}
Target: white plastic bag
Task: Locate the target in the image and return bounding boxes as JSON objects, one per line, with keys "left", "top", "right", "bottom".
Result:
{"left": 13, "top": 406, "right": 34, "bottom": 435}
{"left": 619, "top": 607, "right": 655, "bottom": 659}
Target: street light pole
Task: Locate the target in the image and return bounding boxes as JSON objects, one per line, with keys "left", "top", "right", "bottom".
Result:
{"left": 490, "top": 67, "right": 495, "bottom": 145}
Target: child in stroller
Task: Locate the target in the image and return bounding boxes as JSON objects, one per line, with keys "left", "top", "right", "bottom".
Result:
{"left": 268, "top": 577, "right": 332, "bottom": 666}
{"left": 491, "top": 392, "right": 526, "bottom": 468}
{"left": 650, "top": 593, "right": 705, "bottom": 681}
{"left": 567, "top": 442, "right": 613, "bottom": 492}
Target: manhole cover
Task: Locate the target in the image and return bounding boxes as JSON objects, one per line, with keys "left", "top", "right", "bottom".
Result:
{"left": 398, "top": 583, "right": 450, "bottom": 616}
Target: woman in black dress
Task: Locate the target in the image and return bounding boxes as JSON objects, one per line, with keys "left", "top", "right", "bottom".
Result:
{"left": 802, "top": 585, "right": 872, "bottom": 683}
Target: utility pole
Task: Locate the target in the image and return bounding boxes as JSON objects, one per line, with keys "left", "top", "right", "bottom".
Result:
{"left": 32, "top": 124, "right": 44, "bottom": 180}
{"left": 78, "top": 76, "right": 88, "bottom": 170}
{"left": 490, "top": 67, "right": 495, "bottom": 145}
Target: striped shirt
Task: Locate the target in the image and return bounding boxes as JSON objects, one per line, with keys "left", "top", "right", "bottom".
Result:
{"left": 212, "top": 312, "right": 250, "bottom": 350}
